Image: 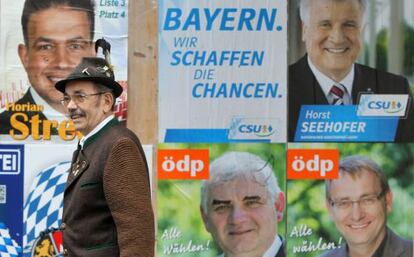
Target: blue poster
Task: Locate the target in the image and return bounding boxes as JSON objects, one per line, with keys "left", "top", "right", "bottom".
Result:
{"left": 294, "top": 105, "right": 399, "bottom": 142}
{"left": 0, "top": 144, "right": 24, "bottom": 256}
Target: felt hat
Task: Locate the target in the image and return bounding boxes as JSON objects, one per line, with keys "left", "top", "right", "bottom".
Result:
{"left": 55, "top": 57, "right": 122, "bottom": 97}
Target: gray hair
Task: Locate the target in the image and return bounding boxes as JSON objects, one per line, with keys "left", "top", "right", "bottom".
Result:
{"left": 325, "top": 155, "right": 390, "bottom": 200}
{"left": 299, "top": 0, "right": 367, "bottom": 25}
{"left": 94, "top": 83, "right": 116, "bottom": 109}
{"left": 200, "top": 151, "right": 281, "bottom": 212}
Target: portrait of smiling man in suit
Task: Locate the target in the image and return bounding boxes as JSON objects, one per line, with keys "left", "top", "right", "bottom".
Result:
{"left": 320, "top": 155, "right": 413, "bottom": 257}
{"left": 288, "top": 0, "right": 414, "bottom": 142}
{"left": 0, "top": 0, "right": 96, "bottom": 135}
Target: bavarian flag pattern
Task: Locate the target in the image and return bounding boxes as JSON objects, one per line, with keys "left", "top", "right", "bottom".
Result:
{"left": 23, "top": 162, "right": 70, "bottom": 256}
{"left": 0, "top": 223, "right": 21, "bottom": 257}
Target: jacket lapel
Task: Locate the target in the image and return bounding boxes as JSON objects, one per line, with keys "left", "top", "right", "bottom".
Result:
{"left": 294, "top": 55, "right": 330, "bottom": 105}
{"left": 382, "top": 228, "right": 408, "bottom": 257}
{"left": 65, "top": 149, "right": 90, "bottom": 190}
{"left": 352, "top": 64, "right": 376, "bottom": 103}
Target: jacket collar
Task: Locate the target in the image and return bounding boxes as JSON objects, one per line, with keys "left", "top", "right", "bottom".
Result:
{"left": 81, "top": 117, "right": 119, "bottom": 149}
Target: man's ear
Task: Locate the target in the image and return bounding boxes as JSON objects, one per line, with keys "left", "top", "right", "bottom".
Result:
{"left": 326, "top": 199, "right": 335, "bottom": 219}
{"left": 301, "top": 22, "right": 307, "bottom": 42}
{"left": 385, "top": 190, "right": 393, "bottom": 213}
{"left": 102, "top": 92, "right": 114, "bottom": 113}
{"left": 200, "top": 206, "right": 210, "bottom": 233}
{"left": 274, "top": 192, "right": 285, "bottom": 222}
{"left": 18, "top": 44, "right": 29, "bottom": 71}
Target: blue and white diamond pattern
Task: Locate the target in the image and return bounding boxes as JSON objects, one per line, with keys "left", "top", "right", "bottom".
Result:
{"left": 0, "top": 223, "right": 21, "bottom": 257}
{"left": 23, "top": 162, "right": 70, "bottom": 255}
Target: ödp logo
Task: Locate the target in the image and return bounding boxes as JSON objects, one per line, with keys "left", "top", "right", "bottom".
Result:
{"left": 158, "top": 149, "right": 209, "bottom": 180}
{"left": 287, "top": 149, "right": 339, "bottom": 179}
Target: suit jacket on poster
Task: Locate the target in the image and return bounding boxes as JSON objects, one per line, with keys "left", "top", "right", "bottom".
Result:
{"left": 288, "top": 55, "right": 414, "bottom": 142}
{"left": 62, "top": 119, "right": 154, "bottom": 257}
{"left": 318, "top": 227, "right": 413, "bottom": 257}
{"left": 0, "top": 89, "right": 57, "bottom": 135}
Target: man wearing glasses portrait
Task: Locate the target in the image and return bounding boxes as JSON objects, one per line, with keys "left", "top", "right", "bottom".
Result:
{"left": 0, "top": 0, "right": 96, "bottom": 135}
{"left": 319, "top": 155, "right": 413, "bottom": 257}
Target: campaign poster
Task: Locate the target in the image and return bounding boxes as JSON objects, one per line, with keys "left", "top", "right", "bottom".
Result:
{"left": 157, "top": 143, "right": 286, "bottom": 257}
{"left": 0, "top": 143, "right": 73, "bottom": 256}
{"left": 0, "top": 142, "right": 153, "bottom": 257}
{"left": 286, "top": 143, "right": 414, "bottom": 257}
{"left": 0, "top": 1, "right": 129, "bottom": 256}
{"left": 159, "top": 0, "right": 288, "bottom": 143}
{"left": 0, "top": 0, "right": 128, "bottom": 140}
{"left": 288, "top": 0, "right": 414, "bottom": 142}
{"left": 0, "top": 144, "right": 24, "bottom": 256}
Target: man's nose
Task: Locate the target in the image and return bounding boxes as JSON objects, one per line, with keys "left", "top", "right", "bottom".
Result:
{"left": 50, "top": 45, "right": 74, "bottom": 69}
{"left": 328, "top": 25, "right": 346, "bottom": 43}
{"left": 350, "top": 202, "right": 365, "bottom": 221}
{"left": 66, "top": 98, "right": 78, "bottom": 110}
{"left": 229, "top": 206, "right": 248, "bottom": 224}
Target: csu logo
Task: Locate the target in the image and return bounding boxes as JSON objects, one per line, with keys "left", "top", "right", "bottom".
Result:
{"left": 367, "top": 101, "right": 403, "bottom": 113}
{"left": 0, "top": 145, "right": 24, "bottom": 175}
{"left": 238, "top": 124, "right": 275, "bottom": 137}
{"left": 228, "top": 118, "right": 280, "bottom": 141}
{"left": 357, "top": 94, "right": 409, "bottom": 117}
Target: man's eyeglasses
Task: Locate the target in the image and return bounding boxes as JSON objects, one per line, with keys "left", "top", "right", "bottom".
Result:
{"left": 329, "top": 190, "right": 386, "bottom": 211}
{"left": 60, "top": 92, "right": 108, "bottom": 106}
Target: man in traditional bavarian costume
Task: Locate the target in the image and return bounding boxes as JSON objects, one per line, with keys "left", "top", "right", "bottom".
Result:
{"left": 55, "top": 57, "right": 154, "bottom": 257}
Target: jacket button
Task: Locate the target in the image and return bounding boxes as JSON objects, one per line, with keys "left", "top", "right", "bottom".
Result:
{"left": 60, "top": 223, "right": 66, "bottom": 231}
{"left": 63, "top": 248, "right": 69, "bottom": 256}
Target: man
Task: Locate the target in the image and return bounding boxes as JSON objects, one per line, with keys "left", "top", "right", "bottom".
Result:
{"left": 320, "top": 155, "right": 413, "bottom": 257}
{"left": 0, "top": 0, "right": 95, "bottom": 135}
{"left": 54, "top": 57, "right": 154, "bottom": 257}
{"left": 200, "top": 151, "right": 285, "bottom": 257}
{"left": 289, "top": 0, "right": 414, "bottom": 142}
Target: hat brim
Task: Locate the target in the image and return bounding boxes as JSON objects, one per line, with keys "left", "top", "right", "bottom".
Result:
{"left": 55, "top": 76, "right": 123, "bottom": 98}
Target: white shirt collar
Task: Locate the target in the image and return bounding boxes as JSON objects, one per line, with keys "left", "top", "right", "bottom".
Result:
{"left": 264, "top": 235, "right": 282, "bottom": 257}
{"left": 307, "top": 56, "right": 354, "bottom": 102}
{"left": 217, "top": 235, "right": 282, "bottom": 257}
{"left": 79, "top": 114, "right": 115, "bottom": 148}
{"left": 30, "top": 88, "right": 66, "bottom": 123}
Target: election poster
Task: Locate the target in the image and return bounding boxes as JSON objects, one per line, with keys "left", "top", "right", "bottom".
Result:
{"left": 159, "top": 0, "right": 288, "bottom": 143}
{"left": 286, "top": 143, "right": 414, "bottom": 257}
{"left": 288, "top": 0, "right": 414, "bottom": 142}
{"left": 0, "top": 143, "right": 74, "bottom": 256}
{"left": 0, "top": 142, "right": 153, "bottom": 257}
{"left": 0, "top": 0, "right": 128, "bottom": 140}
{"left": 0, "top": 1, "right": 129, "bottom": 256}
{"left": 157, "top": 143, "right": 286, "bottom": 256}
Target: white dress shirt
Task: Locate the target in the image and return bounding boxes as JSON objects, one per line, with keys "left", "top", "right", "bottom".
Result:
{"left": 307, "top": 56, "right": 354, "bottom": 104}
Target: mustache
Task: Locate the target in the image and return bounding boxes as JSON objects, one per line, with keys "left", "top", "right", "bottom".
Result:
{"left": 69, "top": 109, "right": 85, "bottom": 119}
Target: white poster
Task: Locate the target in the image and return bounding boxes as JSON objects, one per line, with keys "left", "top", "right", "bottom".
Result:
{"left": 159, "top": 0, "right": 287, "bottom": 143}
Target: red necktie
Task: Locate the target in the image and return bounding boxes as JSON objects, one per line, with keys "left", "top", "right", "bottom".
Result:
{"left": 330, "top": 84, "right": 346, "bottom": 105}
